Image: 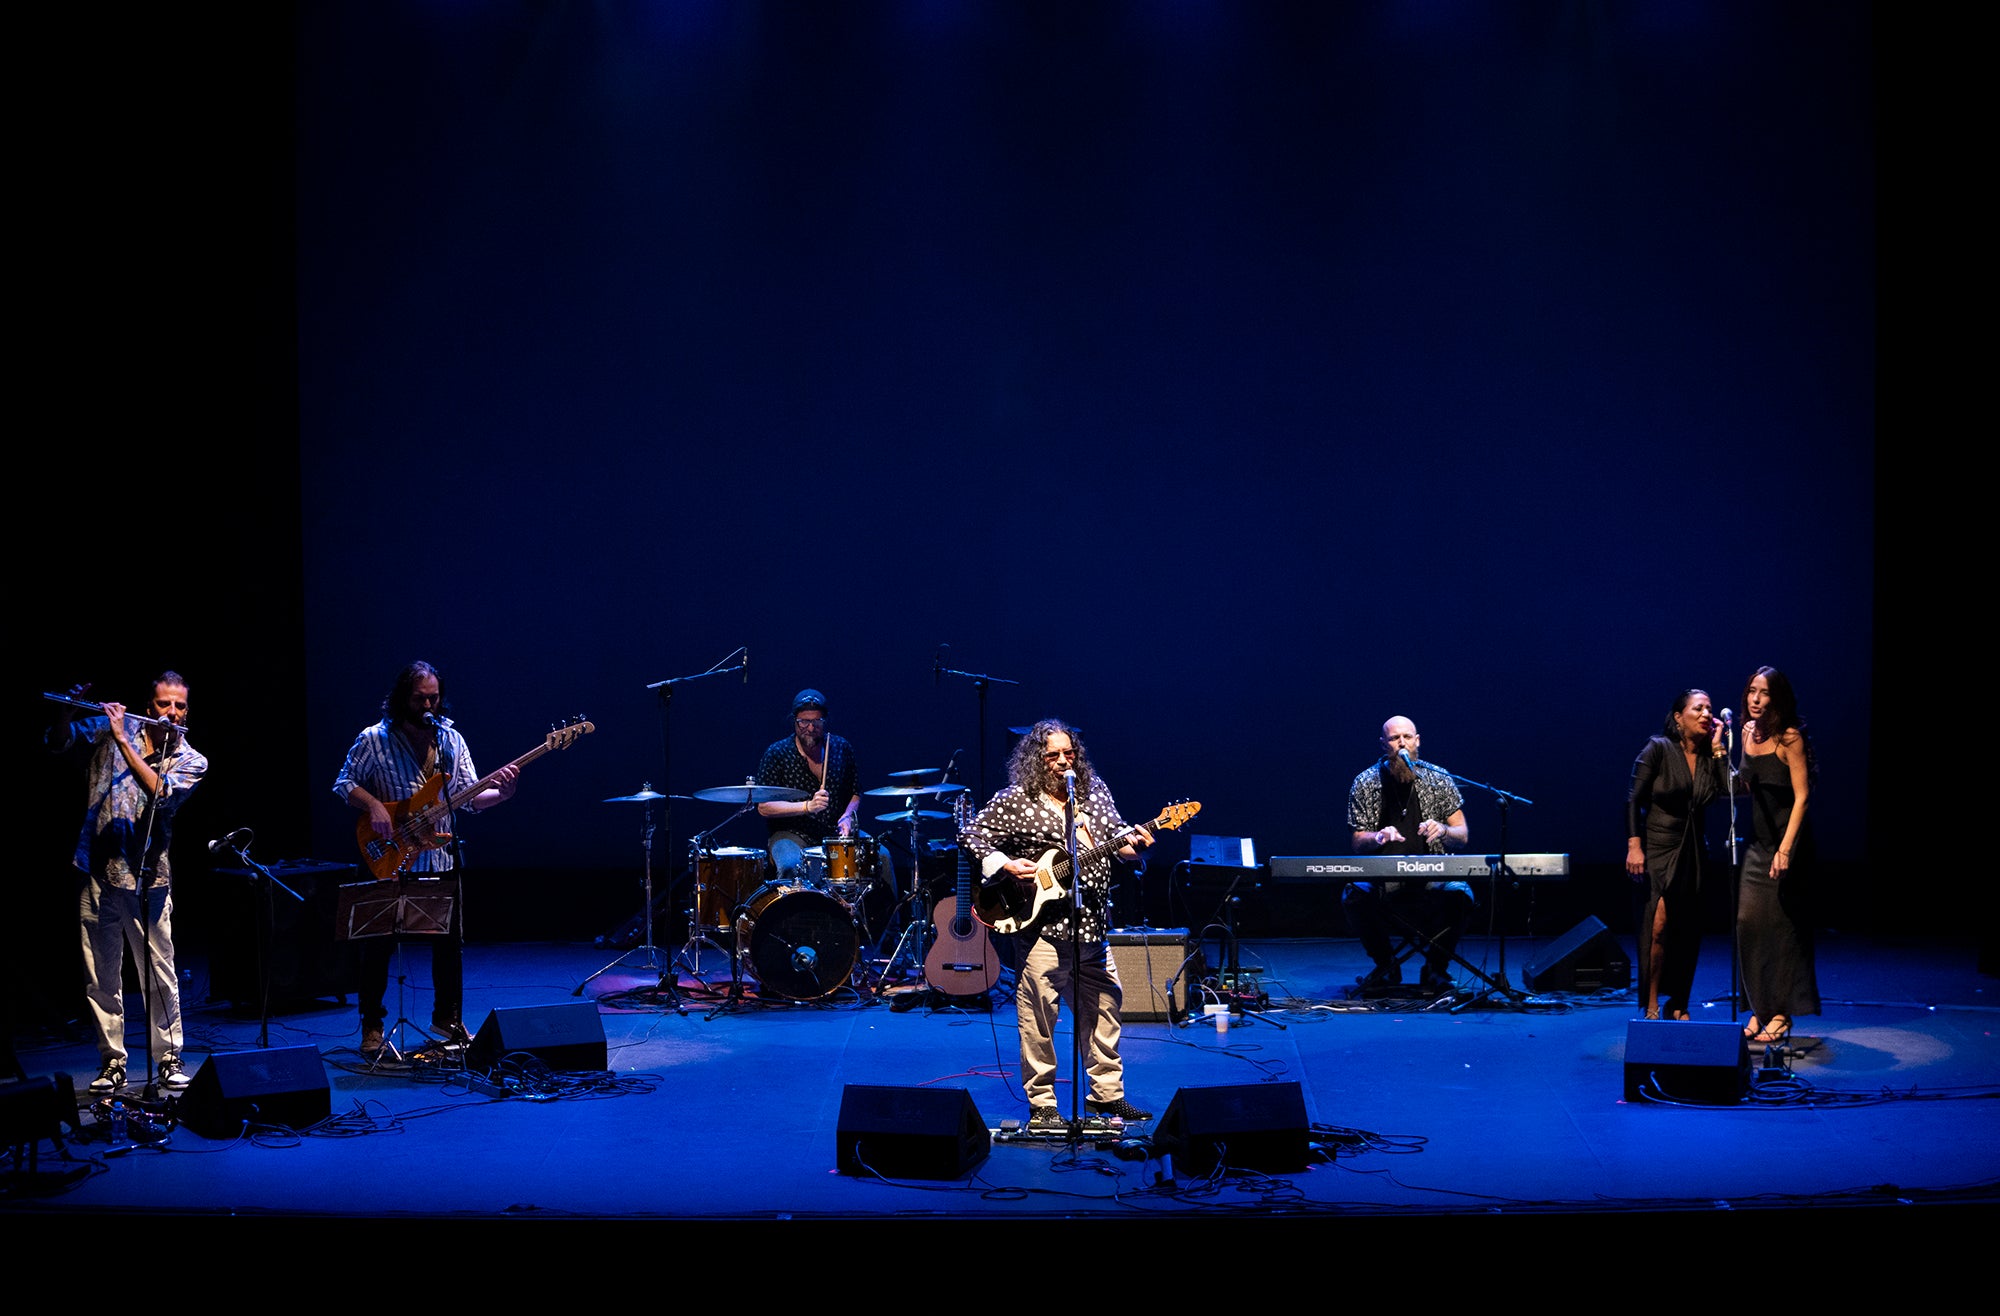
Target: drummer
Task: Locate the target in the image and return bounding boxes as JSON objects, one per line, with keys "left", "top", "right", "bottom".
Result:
{"left": 754, "top": 689, "right": 861, "bottom": 885}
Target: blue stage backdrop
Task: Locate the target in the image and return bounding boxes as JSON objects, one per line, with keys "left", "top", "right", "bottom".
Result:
{"left": 287, "top": 3, "right": 1873, "bottom": 880}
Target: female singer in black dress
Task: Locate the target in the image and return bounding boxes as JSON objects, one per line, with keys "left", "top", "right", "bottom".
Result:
{"left": 1737, "top": 666, "right": 1818, "bottom": 1043}
{"left": 1626, "top": 690, "right": 1729, "bottom": 1020}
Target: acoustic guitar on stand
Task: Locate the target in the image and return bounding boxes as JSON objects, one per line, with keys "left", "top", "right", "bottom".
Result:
{"left": 924, "top": 792, "right": 1000, "bottom": 996}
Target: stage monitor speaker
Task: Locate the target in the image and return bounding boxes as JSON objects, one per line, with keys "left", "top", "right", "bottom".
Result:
{"left": 1157, "top": 1080, "right": 1310, "bottom": 1176}
{"left": 178, "top": 1046, "right": 331, "bottom": 1138}
{"left": 836, "top": 1085, "right": 989, "bottom": 1179}
{"left": 466, "top": 1002, "right": 608, "bottom": 1074}
{"left": 1523, "top": 916, "right": 1632, "bottom": 992}
{"left": 1623, "top": 1020, "right": 1747, "bottom": 1104}
{"left": 0, "top": 1074, "right": 79, "bottom": 1148}
{"left": 1109, "top": 928, "right": 1191, "bottom": 1022}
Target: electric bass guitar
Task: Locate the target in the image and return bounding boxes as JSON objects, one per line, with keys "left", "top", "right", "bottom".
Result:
{"left": 923, "top": 792, "right": 1001, "bottom": 996}
{"left": 357, "top": 718, "right": 593, "bottom": 880}
{"left": 972, "top": 800, "right": 1202, "bottom": 936}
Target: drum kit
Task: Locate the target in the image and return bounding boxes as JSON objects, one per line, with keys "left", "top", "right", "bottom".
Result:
{"left": 645, "top": 772, "right": 971, "bottom": 1002}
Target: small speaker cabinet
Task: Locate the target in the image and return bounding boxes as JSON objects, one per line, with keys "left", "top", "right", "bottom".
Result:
{"left": 1108, "top": 928, "right": 1192, "bottom": 1022}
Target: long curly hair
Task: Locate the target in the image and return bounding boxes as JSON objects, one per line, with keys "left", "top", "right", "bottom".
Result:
{"left": 1007, "top": 719, "right": 1095, "bottom": 799}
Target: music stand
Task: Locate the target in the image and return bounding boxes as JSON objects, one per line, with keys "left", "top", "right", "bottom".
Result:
{"left": 336, "top": 876, "right": 458, "bottom": 1065}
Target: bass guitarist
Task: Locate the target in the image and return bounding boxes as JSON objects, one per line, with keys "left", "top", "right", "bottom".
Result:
{"left": 960, "top": 719, "right": 1153, "bottom": 1129}
{"left": 334, "top": 660, "right": 517, "bottom": 1056}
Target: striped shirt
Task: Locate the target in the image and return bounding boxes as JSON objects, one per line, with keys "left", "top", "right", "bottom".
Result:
{"left": 333, "top": 718, "right": 478, "bottom": 873}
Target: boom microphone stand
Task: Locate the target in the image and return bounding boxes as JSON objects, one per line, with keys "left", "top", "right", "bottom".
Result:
{"left": 1439, "top": 766, "right": 1533, "bottom": 1012}
{"left": 643, "top": 647, "right": 748, "bottom": 984}
{"left": 934, "top": 647, "right": 1019, "bottom": 805}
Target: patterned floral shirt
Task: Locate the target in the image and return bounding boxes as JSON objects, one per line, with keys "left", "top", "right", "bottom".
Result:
{"left": 1346, "top": 759, "right": 1464, "bottom": 851}
{"left": 55, "top": 715, "right": 207, "bottom": 890}
{"left": 1346, "top": 759, "right": 1470, "bottom": 895}
{"left": 754, "top": 733, "right": 858, "bottom": 845}
{"left": 961, "top": 777, "right": 1130, "bottom": 943}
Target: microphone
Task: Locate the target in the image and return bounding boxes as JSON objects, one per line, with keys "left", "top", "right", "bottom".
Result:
{"left": 207, "top": 827, "right": 251, "bottom": 855}
{"left": 1064, "top": 769, "right": 1076, "bottom": 797}
{"left": 1719, "top": 707, "right": 1734, "bottom": 726}
{"left": 1399, "top": 749, "right": 1419, "bottom": 774}
{"left": 743, "top": 646, "right": 749, "bottom": 685}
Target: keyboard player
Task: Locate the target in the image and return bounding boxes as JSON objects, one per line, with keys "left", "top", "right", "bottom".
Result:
{"left": 1344, "top": 716, "right": 1473, "bottom": 994}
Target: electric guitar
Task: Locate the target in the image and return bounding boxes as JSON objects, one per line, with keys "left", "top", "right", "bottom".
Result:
{"left": 357, "top": 718, "right": 593, "bottom": 880}
{"left": 972, "top": 800, "right": 1202, "bottom": 936}
{"left": 924, "top": 793, "right": 1000, "bottom": 996}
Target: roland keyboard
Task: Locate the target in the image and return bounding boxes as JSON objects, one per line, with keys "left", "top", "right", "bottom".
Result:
{"left": 1268, "top": 853, "right": 1570, "bottom": 881}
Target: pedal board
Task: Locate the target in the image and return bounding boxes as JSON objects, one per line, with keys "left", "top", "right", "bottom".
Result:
{"left": 994, "top": 1114, "right": 1127, "bottom": 1143}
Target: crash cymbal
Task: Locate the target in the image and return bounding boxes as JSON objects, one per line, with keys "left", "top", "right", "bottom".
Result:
{"left": 875, "top": 808, "right": 951, "bottom": 824}
{"left": 691, "top": 783, "right": 810, "bottom": 804}
{"left": 886, "top": 768, "right": 941, "bottom": 780}
{"left": 862, "top": 782, "right": 967, "bottom": 797}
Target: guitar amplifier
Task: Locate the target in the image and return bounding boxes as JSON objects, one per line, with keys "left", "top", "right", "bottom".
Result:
{"left": 1108, "top": 928, "right": 1192, "bottom": 1022}
{"left": 209, "top": 861, "right": 360, "bottom": 1009}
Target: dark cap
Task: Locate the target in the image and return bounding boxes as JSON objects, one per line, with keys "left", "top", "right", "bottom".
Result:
{"left": 791, "top": 689, "right": 827, "bottom": 716}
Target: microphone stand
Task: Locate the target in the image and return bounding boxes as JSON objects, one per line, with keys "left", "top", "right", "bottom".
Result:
{"left": 1434, "top": 766, "right": 1533, "bottom": 1012}
{"left": 211, "top": 832, "right": 302, "bottom": 1049}
{"left": 1062, "top": 772, "right": 1084, "bottom": 1146}
{"left": 936, "top": 657, "right": 1019, "bottom": 806}
{"left": 434, "top": 716, "right": 473, "bottom": 1056}
{"left": 644, "top": 647, "right": 747, "bottom": 988}
{"left": 1722, "top": 716, "right": 1745, "bottom": 1029}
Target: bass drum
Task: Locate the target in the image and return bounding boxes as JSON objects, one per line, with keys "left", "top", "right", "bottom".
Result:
{"left": 740, "top": 883, "right": 860, "bottom": 1000}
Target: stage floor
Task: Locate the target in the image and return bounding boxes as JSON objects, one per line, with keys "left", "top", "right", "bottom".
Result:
{"left": 6, "top": 932, "right": 1996, "bottom": 1232}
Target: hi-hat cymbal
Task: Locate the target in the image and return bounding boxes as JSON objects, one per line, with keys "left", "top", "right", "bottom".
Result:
{"left": 875, "top": 808, "right": 951, "bottom": 824}
{"left": 692, "top": 783, "right": 810, "bottom": 804}
{"left": 862, "top": 782, "right": 967, "bottom": 797}
{"left": 886, "top": 768, "right": 941, "bottom": 780}
{"left": 602, "top": 788, "right": 691, "bottom": 803}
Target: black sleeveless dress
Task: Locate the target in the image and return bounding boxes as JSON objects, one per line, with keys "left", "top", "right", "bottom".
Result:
{"left": 1738, "top": 750, "right": 1819, "bottom": 1020}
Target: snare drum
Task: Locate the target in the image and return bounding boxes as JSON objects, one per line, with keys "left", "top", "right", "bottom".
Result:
{"left": 739, "top": 882, "right": 860, "bottom": 1000}
{"left": 695, "top": 847, "right": 766, "bottom": 929}
{"left": 819, "top": 835, "right": 876, "bottom": 903}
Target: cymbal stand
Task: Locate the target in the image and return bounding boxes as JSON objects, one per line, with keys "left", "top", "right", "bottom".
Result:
{"left": 873, "top": 806, "right": 931, "bottom": 994}
{"left": 575, "top": 788, "right": 679, "bottom": 1006}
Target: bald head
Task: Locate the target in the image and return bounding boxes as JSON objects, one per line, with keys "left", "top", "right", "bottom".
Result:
{"left": 1381, "top": 716, "right": 1421, "bottom": 783}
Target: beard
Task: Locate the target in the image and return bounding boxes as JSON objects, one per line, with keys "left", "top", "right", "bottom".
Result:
{"left": 1386, "top": 753, "right": 1415, "bottom": 785}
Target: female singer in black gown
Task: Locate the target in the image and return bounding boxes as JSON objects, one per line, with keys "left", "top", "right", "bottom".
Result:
{"left": 1626, "top": 690, "right": 1728, "bottom": 1020}
{"left": 1737, "top": 666, "right": 1818, "bottom": 1043}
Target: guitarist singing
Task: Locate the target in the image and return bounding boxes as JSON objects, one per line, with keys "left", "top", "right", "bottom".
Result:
{"left": 334, "top": 660, "right": 517, "bottom": 1057}
{"left": 960, "top": 719, "right": 1153, "bottom": 1129}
